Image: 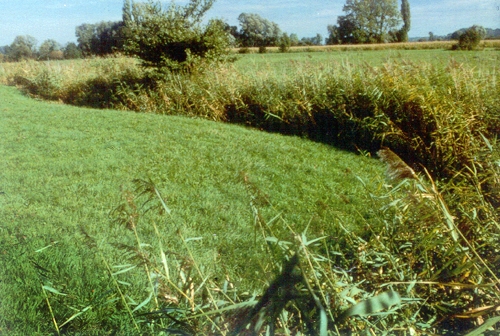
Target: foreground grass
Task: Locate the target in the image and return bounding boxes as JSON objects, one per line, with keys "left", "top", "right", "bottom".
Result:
{"left": 0, "top": 85, "right": 385, "bottom": 334}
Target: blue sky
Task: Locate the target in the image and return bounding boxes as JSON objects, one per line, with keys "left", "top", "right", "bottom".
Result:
{"left": 0, "top": 0, "right": 499, "bottom": 46}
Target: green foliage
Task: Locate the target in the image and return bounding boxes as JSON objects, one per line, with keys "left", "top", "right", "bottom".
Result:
{"left": 396, "top": 0, "right": 411, "bottom": 42}
{"left": 6, "top": 35, "right": 38, "bottom": 61}
{"left": 237, "top": 13, "right": 282, "bottom": 47}
{"left": 331, "top": 0, "right": 402, "bottom": 44}
{"left": 123, "top": 0, "right": 231, "bottom": 72}
{"left": 39, "top": 39, "right": 62, "bottom": 60}
{"left": 299, "top": 33, "right": 324, "bottom": 46}
{"left": 454, "top": 25, "right": 487, "bottom": 50}
{"left": 326, "top": 24, "right": 341, "bottom": 45}
{"left": 278, "top": 33, "right": 291, "bottom": 53}
{"left": 63, "top": 42, "right": 83, "bottom": 59}
{"left": 401, "top": 0, "right": 411, "bottom": 31}
{"left": 75, "top": 21, "right": 125, "bottom": 56}
{"left": 327, "top": 14, "right": 368, "bottom": 44}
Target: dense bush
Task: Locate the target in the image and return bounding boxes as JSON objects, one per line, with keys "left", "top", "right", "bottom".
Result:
{"left": 238, "top": 47, "right": 251, "bottom": 54}
{"left": 453, "top": 25, "right": 486, "bottom": 50}
{"left": 123, "top": 0, "right": 232, "bottom": 72}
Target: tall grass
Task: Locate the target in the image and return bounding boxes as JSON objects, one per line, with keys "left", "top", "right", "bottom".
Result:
{"left": 68, "top": 159, "right": 499, "bottom": 334}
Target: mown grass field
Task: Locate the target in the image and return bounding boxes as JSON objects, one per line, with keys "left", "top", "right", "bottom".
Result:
{"left": 0, "top": 85, "right": 385, "bottom": 334}
{"left": 232, "top": 39, "right": 500, "bottom": 54}
{"left": 1, "top": 46, "right": 499, "bottom": 334}
{"left": 233, "top": 48, "right": 500, "bottom": 81}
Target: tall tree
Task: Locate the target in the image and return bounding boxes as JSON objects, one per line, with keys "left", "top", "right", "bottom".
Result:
{"left": 75, "top": 21, "right": 124, "bottom": 56}
{"left": 328, "top": 0, "right": 401, "bottom": 44}
{"left": 397, "top": 0, "right": 411, "bottom": 42}
{"left": 39, "top": 39, "right": 62, "bottom": 60}
{"left": 7, "top": 35, "right": 37, "bottom": 61}
{"left": 401, "top": 0, "right": 410, "bottom": 32}
{"left": 326, "top": 14, "right": 364, "bottom": 44}
{"left": 122, "top": 0, "right": 132, "bottom": 24}
{"left": 75, "top": 23, "right": 96, "bottom": 56}
{"left": 237, "top": 13, "right": 281, "bottom": 47}
{"left": 289, "top": 33, "right": 299, "bottom": 46}
{"left": 63, "top": 42, "right": 83, "bottom": 59}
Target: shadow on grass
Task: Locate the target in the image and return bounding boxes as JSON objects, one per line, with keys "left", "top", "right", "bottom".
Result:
{"left": 63, "top": 75, "right": 158, "bottom": 109}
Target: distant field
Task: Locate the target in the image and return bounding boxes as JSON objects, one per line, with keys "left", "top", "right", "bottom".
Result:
{"left": 231, "top": 39, "right": 500, "bottom": 53}
{"left": 233, "top": 47, "right": 500, "bottom": 75}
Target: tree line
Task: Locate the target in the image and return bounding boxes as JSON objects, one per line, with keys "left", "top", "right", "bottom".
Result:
{"left": 0, "top": 0, "right": 494, "bottom": 64}
{"left": 0, "top": 37, "right": 82, "bottom": 62}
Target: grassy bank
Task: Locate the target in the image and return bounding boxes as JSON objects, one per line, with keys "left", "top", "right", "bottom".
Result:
{"left": 1, "top": 85, "right": 387, "bottom": 334}
{"left": 1, "top": 48, "right": 500, "bottom": 334}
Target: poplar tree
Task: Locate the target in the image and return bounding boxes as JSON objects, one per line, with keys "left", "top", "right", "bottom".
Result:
{"left": 398, "top": 0, "right": 411, "bottom": 42}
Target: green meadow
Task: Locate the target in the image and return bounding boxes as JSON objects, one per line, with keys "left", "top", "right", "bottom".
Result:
{"left": 1, "top": 47, "right": 499, "bottom": 334}
{"left": 0, "top": 84, "right": 384, "bottom": 334}
{"left": 234, "top": 48, "right": 499, "bottom": 75}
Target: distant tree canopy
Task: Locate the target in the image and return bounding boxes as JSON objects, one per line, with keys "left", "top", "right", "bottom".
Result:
{"left": 279, "top": 33, "right": 291, "bottom": 52}
{"left": 299, "top": 34, "right": 323, "bottom": 46}
{"left": 289, "top": 33, "right": 300, "bottom": 46}
{"left": 122, "top": 0, "right": 231, "bottom": 71}
{"left": 63, "top": 42, "right": 83, "bottom": 59}
{"left": 327, "top": 0, "right": 402, "bottom": 44}
{"left": 5, "top": 35, "right": 38, "bottom": 61}
{"left": 237, "top": 13, "right": 281, "bottom": 47}
{"left": 75, "top": 21, "right": 125, "bottom": 56}
{"left": 0, "top": 37, "right": 83, "bottom": 62}
{"left": 39, "top": 39, "right": 63, "bottom": 60}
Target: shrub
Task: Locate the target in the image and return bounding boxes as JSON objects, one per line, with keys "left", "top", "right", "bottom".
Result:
{"left": 238, "top": 47, "right": 251, "bottom": 54}
{"left": 258, "top": 45, "right": 267, "bottom": 54}
{"left": 123, "top": 0, "right": 232, "bottom": 72}
{"left": 454, "top": 25, "right": 486, "bottom": 50}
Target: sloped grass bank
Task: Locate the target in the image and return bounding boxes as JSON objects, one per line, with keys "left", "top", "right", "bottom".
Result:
{"left": 2, "top": 51, "right": 498, "bottom": 182}
{"left": 0, "top": 85, "right": 384, "bottom": 334}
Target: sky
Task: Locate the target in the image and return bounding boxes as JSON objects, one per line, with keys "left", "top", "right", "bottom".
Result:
{"left": 0, "top": 0, "right": 499, "bottom": 47}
